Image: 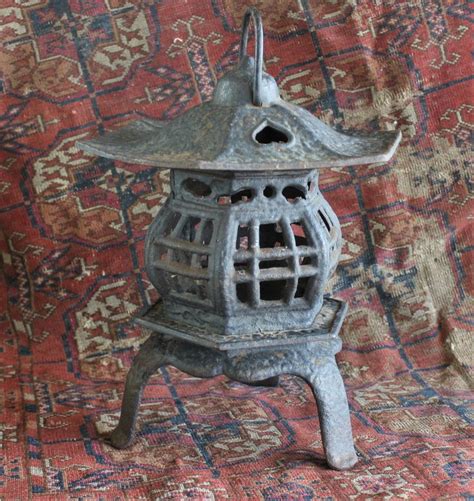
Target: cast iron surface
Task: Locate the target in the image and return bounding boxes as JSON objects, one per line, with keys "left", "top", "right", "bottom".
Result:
{"left": 137, "top": 296, "right": 347, "bottom": 350}
{"left": 77, "top": 98, "right": 401, "bottom": 171}
{"left": 77, "top": 7, "right": 401, "bottom": 472}
{"left": 107, "top": 304, "right": 358, "bottom": 471}
{"left": 76, "top": 6, "right": 400, "bottom": 171}
{"left": 143, "top": 169, "right": 341, "bottom": 335}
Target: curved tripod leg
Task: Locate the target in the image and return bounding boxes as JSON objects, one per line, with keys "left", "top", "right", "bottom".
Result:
{"left": 301, "top": 357, "right": 358, "bottom": 470}
{"left": 108, "top": 334, "right": 168, "bottom": 449}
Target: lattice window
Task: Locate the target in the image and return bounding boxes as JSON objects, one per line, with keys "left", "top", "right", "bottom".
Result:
{"left": 152, "top": 212, "right": 214, "bottom": 303}
{"left": 233, "top": 217, "right": 319, "bottom": 307}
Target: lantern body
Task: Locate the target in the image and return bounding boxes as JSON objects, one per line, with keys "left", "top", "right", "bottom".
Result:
{"left": 145, "top": 170, "right": 341, "bottom": 335}
{"left": 77, "top": 7, "right": 401, "bottom": 471}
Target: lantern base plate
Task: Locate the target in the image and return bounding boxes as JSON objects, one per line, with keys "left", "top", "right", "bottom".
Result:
{"left": 136, "top": 296, "right": 347, "bottom": 351}
{"left": 105, "top": 296, "right": 358, "bottom": 471}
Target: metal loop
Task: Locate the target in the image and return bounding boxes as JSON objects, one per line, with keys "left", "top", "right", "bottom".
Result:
{"left": 239, "top": 7, "right": 264, "bottom": 106}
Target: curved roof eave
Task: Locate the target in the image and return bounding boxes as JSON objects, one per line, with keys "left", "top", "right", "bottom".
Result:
{"left": 77, "top": 102, "right": 402, "bottom": 171}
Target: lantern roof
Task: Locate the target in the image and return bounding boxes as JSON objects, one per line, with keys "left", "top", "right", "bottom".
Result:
{"left": 77, "top": 9, "right": 400, "bottom": 172}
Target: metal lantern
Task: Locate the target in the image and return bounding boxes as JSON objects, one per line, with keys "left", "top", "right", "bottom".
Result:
{"left": 78, "top": 8, "right": 400, "bottom": 471}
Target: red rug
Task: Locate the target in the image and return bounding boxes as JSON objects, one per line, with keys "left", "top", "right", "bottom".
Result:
{"left": 0, "top": 0, "right": 472, "bottom": 498}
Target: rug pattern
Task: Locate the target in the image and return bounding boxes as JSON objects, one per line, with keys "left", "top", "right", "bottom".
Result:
{"left": 0, "top": 0, "right": 472, "bottom": 498}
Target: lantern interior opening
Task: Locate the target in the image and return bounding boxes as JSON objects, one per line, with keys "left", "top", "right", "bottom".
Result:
{"left": 255, "top": 125, "right": 289, "bottom": 144}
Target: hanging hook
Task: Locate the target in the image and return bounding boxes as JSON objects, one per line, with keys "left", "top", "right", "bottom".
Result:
{"left": 239, "top": 7, "right": 264, "bottom": 106}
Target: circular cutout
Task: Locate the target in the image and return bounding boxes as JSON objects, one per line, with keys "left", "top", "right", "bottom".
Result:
{"left": 263, "top": 185, "right": 275, "bottom": 198}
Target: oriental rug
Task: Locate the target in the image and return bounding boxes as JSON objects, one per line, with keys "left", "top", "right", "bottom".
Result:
{"left": 0, "top": 0, "right": 472, "bottom": 499}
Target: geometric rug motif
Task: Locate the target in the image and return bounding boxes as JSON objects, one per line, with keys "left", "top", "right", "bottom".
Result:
{"left": 0, "top": 0, "right": 472, "bottom": 498}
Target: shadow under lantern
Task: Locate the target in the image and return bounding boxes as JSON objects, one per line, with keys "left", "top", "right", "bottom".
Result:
{"left": 78, "top": 8, "right": 400, "bottom": 471}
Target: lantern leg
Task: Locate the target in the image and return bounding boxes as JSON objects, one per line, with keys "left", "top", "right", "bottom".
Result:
{"left": 107, "top": 335, "right": 168, "bottom": 449}
{"left": 299, "top": 357, "right": 358, "bottom": 470}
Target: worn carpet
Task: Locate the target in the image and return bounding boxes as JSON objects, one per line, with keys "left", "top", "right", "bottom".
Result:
{"left": 0, "top": 0, "right": 472, "bottom": 499}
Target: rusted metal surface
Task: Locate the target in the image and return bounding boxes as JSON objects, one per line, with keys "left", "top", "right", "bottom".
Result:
{"left": 136, "top": 296, "right": 347, "bottom": 351}
{"left": 77, "top": 8, "right": 400, "bottom": 171}
{"left": 144, "top": 169, "right": 341, "bottom": 335}
{"left": 107, "top": 310, "right": 357, "bottom": 471}
{"left": 77, "top": 7, "right": 401, "bottom": 470}
{"left": 77, "top": 99, "right": 400, "bottom": 171}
